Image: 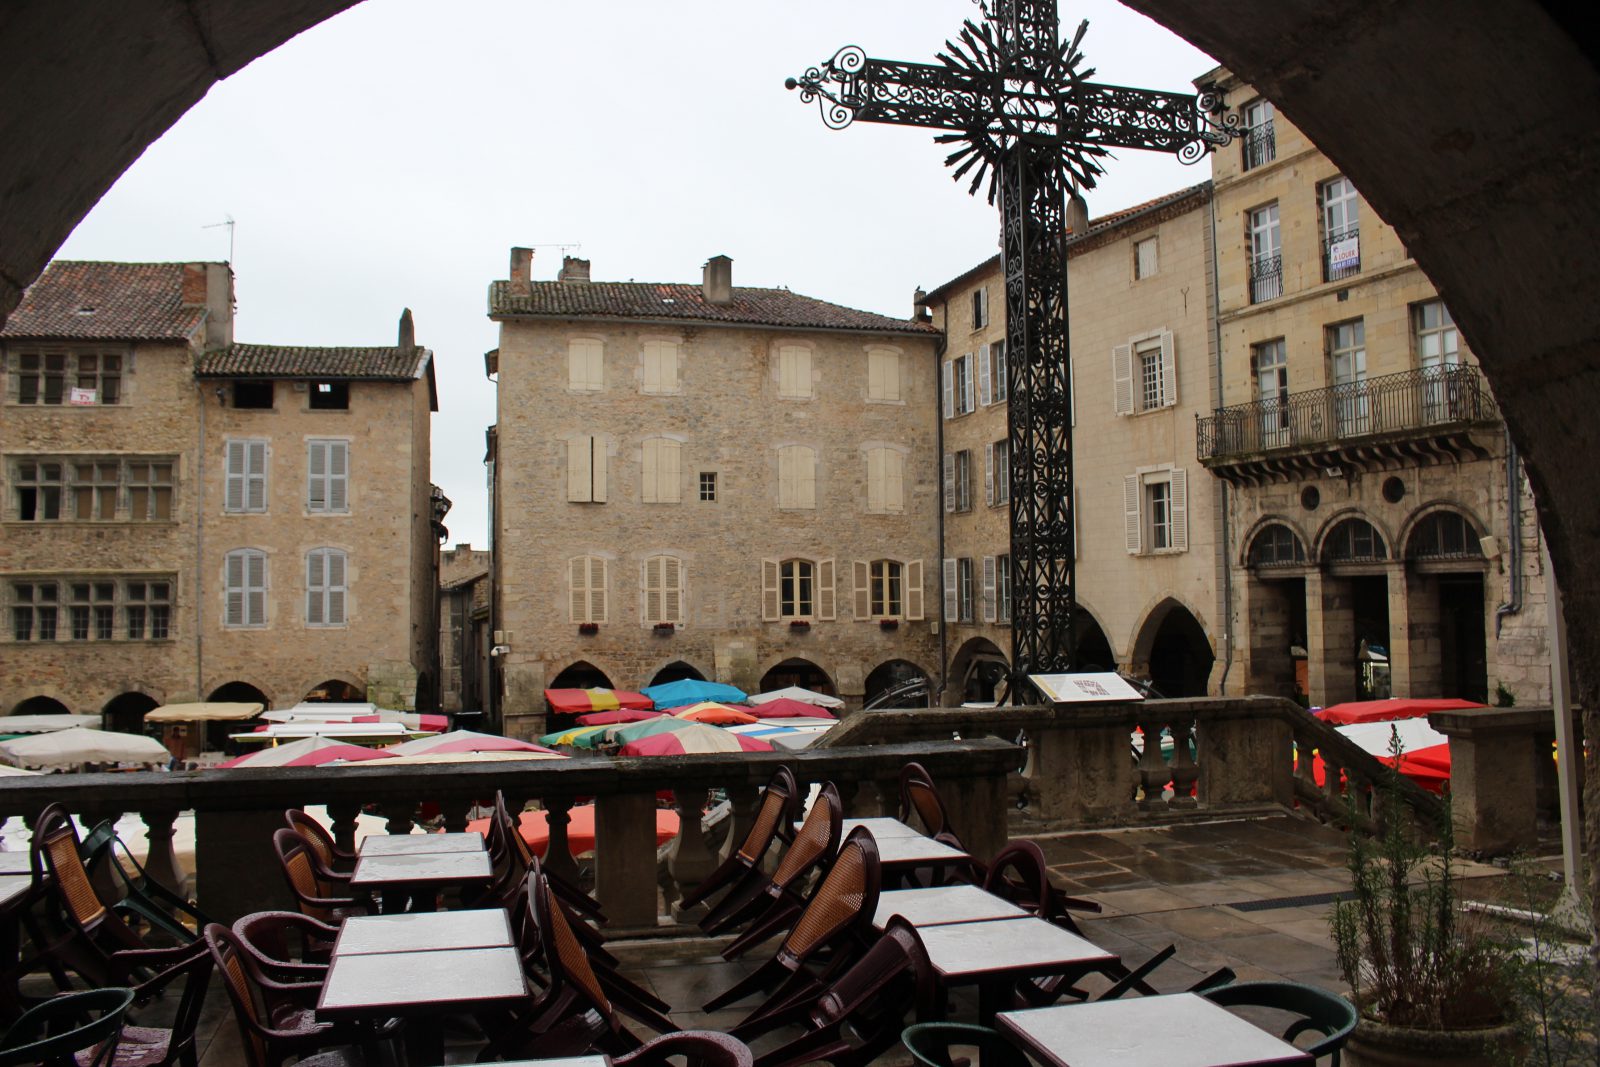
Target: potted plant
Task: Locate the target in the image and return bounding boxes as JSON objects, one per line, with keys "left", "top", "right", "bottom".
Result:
{"left": 1331, "top": 741, "right": 1523, "bottom": 1066}
{"left": 577, "top": 622, "right": 598, "bottom": 636}
{"left": 788, "top": 619, "right": 810, "bottom": 632}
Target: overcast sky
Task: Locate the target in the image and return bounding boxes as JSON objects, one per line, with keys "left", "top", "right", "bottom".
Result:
{"left": 56, "top": 0, "right": 1216, "bottom": 546}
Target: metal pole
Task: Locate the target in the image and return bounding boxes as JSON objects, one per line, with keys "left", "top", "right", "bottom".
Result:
{"left": 1540, "top": 539, "right": 1584, "bottom": 924}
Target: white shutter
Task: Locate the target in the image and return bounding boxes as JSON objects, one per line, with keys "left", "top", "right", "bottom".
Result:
{"left": 943, "top": 453, "right": 956, "bottom": 513}
{"left": 761, "top": 560, "right": 780, "bottom": 621}
{"left": 245, "top": 551, "right": 266, "bottom": 626}
{"left": 306, "top": 551, "right": 325, "bottom": 625}
{"left": 1113, "top": 344, "right": 1134, "bottom": 415}
{"left": 982, "top": 556, "right": 997, "bottom": 622}
{"left": 868, "top": 351, "right": 884, "bottom": 400}
{"left": 569, "top": 557, "right": 587, "bottom": 621}
{"left": 642, "top": 439, "right": 660, "bottom": 503}
{"left": 942, "top": 361, "right": 954, "bottom": 419}
{"left": 644, "top": 557, "right": 662, "bottom": 623}
{"left": 852, "top": 561, "right": 870, "bottom": 620}
{"left": 589, "top": 557, "right": 608, "bottom": 622}
{"left": 1124, "top": 474, "right": 1143, "bottom": 554}
{"left": 885, "top": 451, "right": 903, "bottom": 512}
{"left": 905, "top": 560, "right": 924, "bottom": 621}
{"left": 664, "top": 556, "right": 682, "bottom": 624}
{"left": 643, "top": 343, "right": 662, "bottom": 393}
{"left": 978, "top": 344, "right": 992, "bottom": 406}
{"left": 984, "top": 443, "right": 995, "bottom": 506}
{"left": 818, "top": 559, "right": 836, "bottom": 620}
{"left": 225, "top": 552, "right": 245, "bottom": 625}
{"left": 961, "top": 356, "right": 975, "bottom": 414}
{"left": 568, "top": 436, "right": 592, "bottom": 502}
{"left": 1159, "top": 330, "right": 1178, "bottom": 408}
{"left": 327, "top": 551, "right": 346, "bottom": 624}
{"left": 225, "top": 441, "right": 245, "bottom": 512}
{"left": 942, "top": 558, "right": 958, "bottom": 621}
{"left": 798, "top": 448, "right": 815, "bottom": 509}
{"left": 246, "top": 441, "right": 267, "bottom": 511}
{"left": 866, "top": 449, "right": 883, "bottom": 512}
{"left": 1170, "top": 469, "right": 1188, "bottom": 551}
{"left": 592, "top": 436, "right": 607, "bottom": 502}
{"left": 328, "top": 442, "right": 348, "bottom": 512}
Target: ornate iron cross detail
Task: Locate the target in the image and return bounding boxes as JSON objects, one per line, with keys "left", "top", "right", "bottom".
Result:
{"left": 788, "top": 0, "right": 1235, "bottom": 693}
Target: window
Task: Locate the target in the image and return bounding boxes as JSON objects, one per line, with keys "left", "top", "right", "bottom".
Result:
{"left": 699, "top": 472, "right": 717, "bottom": 501}
{"left": 642, "top": 340, "right": 680, "bottom": 395}
{"left": 777, "top": 345, "right": 812, "bottom": 399}
{"left": 1415, "top": 301, "right": 1463, "bottom": 421}
{"left": 782, "top": 559, "right": 813, "bottom": 618}
{"left": 1407, "top": 512, "right": 1481, "bottom": 560}
{"left": 12, "top": 460, "right": 63, "bottom": 520}
{"left": 566, "top": 434, "right": 608, "bottom": 503}
{"left": 126, "top": 461, "right": 174, "bottom": 521}
{"left": 1253, "top": 339, "right": 1289, "bottom": 447}
{"left": 1324, "top": 519, "right": 1385, "bottom": 563}
{"left": 568, "top": 339, "right": 604, "bottom": 392}
{"left": 307, "top": 440, "right": 349, "bottom": 513}
{"left": 1249, "top": 203, "right": 1283, "bottom": 303}
{"left": 66, "top": 582, "right": 114, "bottom": 641}
{"left": 865, "top": 447, "right": 904, "bottom": 513}
{"left": 986, "top": 440, "right": 1010, "bottom": 506}
{"left": 867, "top": 349, "right": 901, "bottom": 402}
{"left": 124, "top": 580, "right": 171, "bottom": 639}
{"left": 763, "top": 558, "right": 836, "bottom": 621}
{"left": 309, "top": 381, "right": 349, "bottom": 410}
{"left": 7, "top": 348, "right": 123, "bottom": 406}
{"left": 232, "top": 381, "right": 274, "bottom": 409}
{"left": 1123, "top": 468, "right": 1188, "bottom": 554}
{"left": 990, "top": 339, "right": 1008, "bottom": 403}
{"left": 9, "top": 578, "right": 172, "bottom": 642}
{"left": 996, "top": 554, "right": 1012, "bottom": 624}
{"left": 1249, "top": 524, "right": 1306, "bottom": 567}
{"left": 225, "top": 440, "right": 268, "bottom": 513}
{"left": 777, "top": 445, "right": 815, "bottom": 509}
{"left": 10, "top": 456, "right": 175, "bottom": 522}
{"left": 944, "top": 450, "right": 973, "bottom": 513}
{"left": 1112, "top": 331, "right": 1176, "bottom": 415}
{"left": 971, "top": 287, "right": 989, "bottom": 330}
{"left": 642, "top": 555, "right": 685, "bottom": 625}
{"left": 305, "top": 548, "right": 347, "bottom": 626}
{"left": 871, "top": 560, "right": 901, "bottom": 617}
{"left": 65, "top": 458, "right": 114, "bottom": 521}
{"left": 943, "top": 558, "right": 974, "bottom": 623}
{"left": 11, "top": 582, "right": 58, "bottom": 640}
{"left": 1321, "top": 177, "right": 1361, "bottom": 282}
{"left": 568, "top": 555, "right": 608, "bottom": 623}
{"left": 853, "top": 559, "right": 923, "bottom": 621}
{"left": 942, "top": 354, "right": 975, "bottom": 418}
{"left": 641, "top": 437, "right": 681, "bottom": 503}
{"left": 224, "top": 549, "right": 267, "bottom": 628}
{"left": 1134, "top": 237, "right": 1159, "bottom": 279}
{"left": 1328, "top": 320, "right": 1369, "bottom": 434}
{"left": 1243, "top": 98, "right": 1275, "bottom": 170}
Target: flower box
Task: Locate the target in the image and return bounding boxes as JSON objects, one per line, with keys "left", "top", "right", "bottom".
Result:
{"left": 653, "top": 622, "right": 675, "bottom": 634}
{"left": 578, "top": 623, "right": 598, "bottom": 636}
{"left": 879, "top": 619, "right": 899, "bottom": 631}
{"left": 789, "top": 620, "right": 811, "bottom": 631}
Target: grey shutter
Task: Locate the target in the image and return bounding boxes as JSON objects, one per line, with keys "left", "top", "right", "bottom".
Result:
{"left": 308, "top": 442, "right": 327, "bottom": 511}
{"left": 329, "top": 442, "right": 348, "bottom": 511}
{"left": 961, "top": 356, "right": 975, "bottom": 414}
{"left": 1113, "top": 344, "right": 1134, "bottom": 415}
{"left": 1170, "top": 469, "right": 1188, "bottom": 551}
{"left": 984, "top": 443, "right": 995, "bottom": 506}
{"left": 245, "top": 551, "right": 266, "bottom": 625}
{"left": 1124, "top": 474, "right": 1142, "bottom": 554}
{"left": 1159, "top": 330, "right": 1178, "bottom": 408}
{"left": 246, "top": 441, "right": 267, "bottom": 512}
{"left": 982, "top": 556, "right": 996, "bottom": 622}
{"left": 225, "top": 441, "right": 245, "bottom": 512}
{"left": 978, "top": 344, "right": 992, "bottom": 406}
{"left": 225, "top": 551, "right": 245, "bottom": 625}
{"left": 942, "top": 361, "right": 954, "bottom": 419}
{"left": 943, "top": 453, "right": 955, "bottom": 513}
{"left": 943, "top": 558, "right": 958, "bottom": 621}
{"left": 306, "top": 551, "right": 325, "bottom": 625}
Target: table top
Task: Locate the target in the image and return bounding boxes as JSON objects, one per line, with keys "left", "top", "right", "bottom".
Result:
{"left": 918, "top": 917, "right": 1116, "bottom": 984}
{"left": 0, "top": 875, "right": 31, "bottom": 910}
{"left": 842, "top": 817, "right": 923, "bottom": 839}
{"left": 455, "top": 1059, "right": 608, "bottom": 1067}
{"left": 0, "top": 853, "right": 30, "bottom": 876}
{"left": 996, "top": 994, "right": 1313, "bottom": 1067}
{"left": 872, "top": 885, "right": 1030, "bottom": 931}
{"left": 318, "top": 945, "right": 527, "bottom": 1019}
{"left": 872, "top": 834, "right": 970, "bottom": 868}
{"left": 350, "top": 850, "right": 493, "bottom": 888}
{"left": 333, "top": 908, "right": 512, "bottom": 956}
{"left": 359, "top": 832, "right": 486, "bottom": 857}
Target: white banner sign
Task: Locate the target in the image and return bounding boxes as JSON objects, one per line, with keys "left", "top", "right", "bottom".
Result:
{"left": 1329, "top": 235, "right": 1360, "bottom": 272}
{"left": 68, "top": 387, "right": 97, "bottom": 406}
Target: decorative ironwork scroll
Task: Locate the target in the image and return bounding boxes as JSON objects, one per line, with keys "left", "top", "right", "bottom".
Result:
{"left": 788, "top": 3, "right": 1236, "bottom": 690}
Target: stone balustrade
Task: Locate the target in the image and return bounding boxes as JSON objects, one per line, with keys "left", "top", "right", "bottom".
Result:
{"left": 0, "top": 738, "right": 1020, "bottom": 929}
{"left": 1429, "top": 705, "right": 1583, "bottom": 854}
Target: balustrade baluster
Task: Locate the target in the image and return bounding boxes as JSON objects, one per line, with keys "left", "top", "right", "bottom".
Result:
{"left": 722, "top": 781, "right": 760, "bottom": 865}
{"left": 1168, "top": 717, "right": 1199, "bottom": 808}
{"left": 1136, "top": 716, "right": 1171, "bottom": 812}
{"left": 439, "top": 798, "right": 473, "bottom": 834}
{"left": 381, "top": 801, "right": 416, "bottom": 837}
{"left": 326, "top": 802, "right": 360, "bottom": 854}
{"left": 138, "top": 809, "right": 187, "bottom": 899}
{"left": 665, "top": 788, "right": 714, "bottom": 923}
{"left": 540, "top": 795, "right": 580, "bottom": 887}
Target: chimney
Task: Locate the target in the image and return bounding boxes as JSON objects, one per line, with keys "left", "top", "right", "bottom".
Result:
{"left": 557, "top": 256, "right": 591, "bottom": 283}
{"left": 913, "top": 287, "right": 932, "bottom": 323}
{"left": 703, "top": 255, "right": 733, "bottom": 305}
{"left": 508, "top": 247, "right": 533, "bottom": 295}
{"left": 181, "top": 264, "right": 208, "bottom": 307}
{"left": 1066, "top": 193, "right": 1089, "bottom": 236}
{"left": 187, "top": 263, "right": 235, "bottom": 349}
{"left": 398, "top": 308, "right": 415, "bottom": 349}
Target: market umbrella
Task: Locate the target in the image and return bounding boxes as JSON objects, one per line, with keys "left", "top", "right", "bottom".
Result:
{"left": 618, "top": 723, "right": 775, "bottom": 756}
{"left": 0, "top": 714, "right": 101, "bottom": 733}
{"left": 382, "top": 730, "right": 560, "bottom": 758}
{"left": 747, "top": 697, "right": 837, "bottom": 721}
{"left": 640, "top": 678, "right": 747, "bottom": 710}
{"left": 673, "top": 702, "right": 758, "bottom": 725}
{"left": 466, "top": 805, "right": 678, "bottom": 857}
{"left": 610, "top": 716, "right": 702, "bottom": 745}
{"left": 145, "top": 702, "right": 263, "bottom": 723}
{"left": 378, "top": 750, "right": 568, "bottom": 766}
{"left": 575, "top": 708, "right": 662, "bottom": 727}
{"left": 1315, "top": 698, "right": 1484, "bottom": 726}
{"left": 0, "top": 727, "right": 170, "bottom": 769}
{"left": 747, "top": 686, "right": 844, "bottom": 710}
{"left": 0, "top": 765, "right": 42, "bottom": 777}
{"left": 539, "top": 724, "right": 614, "bottom": 748}
{"left": 545, "top": 688, "right": 653, "bottom": 715}
{"left": 217, "top": 736, "right": 396, "bottom": 769}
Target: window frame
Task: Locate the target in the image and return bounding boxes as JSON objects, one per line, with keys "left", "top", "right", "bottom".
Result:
{"left": 776, "top": 445, "right": 816, "bottom": 510}
{"left": 5, "top": 346, "right": 125, "bottom": 406}
{"left": 1248, "top": 202, "right": 1283, "bottom": 303}
{"left": 1134, "top": 236, "right": 1159, "bottom": 280}
{"left": 225, "top": 439, "right": 269, "bottom": 514}
{"left": 305, "top": 547, "right": 348, "bottom": 627}
{"left": 642, "top": 554, "right": 686, "bottom": 626}
{"left": 780, "top": 558, "right": 815, "bottom": 619}
{"left": 865, "top": 446, "right": 905, "bottom": 514}
{"left": 568, "top": 555, "right": 609, "bottom": 623}
{"left": 641, "top": 436, "right": 682, "bottom": 504}
{"left": 641, "top": 339, "right": 681, "bottom": 395}
{"left": 567, "top": 434, "right": 608, "bottom": 504}
{"left": 777, "top": 344, "right": 813, "bottom": 400}
{"left": 306, "top": 439, "right": 350, "bottom": 514}
{"left": 971, "top": 287, "right": 989, "bottom": 330}
{"left": 866, "top": 348, "right": 902, "bottom": 403}
{"left": 698, "top": 471, "right": 717, "bottom": 502}
{"left": 224, "top": 548, "right": 268, "bottom": 629}
{"left": 1123, "top": 467, "right": 1189, "bottom": 556}
{"left": 567, "top": 338, "right": 605, "bottom": 393}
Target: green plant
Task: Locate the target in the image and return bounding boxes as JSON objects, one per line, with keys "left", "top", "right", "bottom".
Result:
{"left": 1500, "top": 857, "right": 1598, "bottom": 1065}
{"left": 1330, "top": 736, "right": 1519, "bottom": 1030}
{"left": 1496, "top": 682, "right": 1517, "bottom": 708}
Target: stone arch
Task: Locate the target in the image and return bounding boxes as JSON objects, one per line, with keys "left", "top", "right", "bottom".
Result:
{"left": 757, "top": 657, "right": 836, "bottom": 698}
{"left": 1239, "top": 515, "right": 1311, "bottom": 569}
{"left": 206, "top": 680, "right": 272, "bottom": 708}
{"left": 863, "top": 659, "right": 932, "bottom": 708}
{"left": 1071, "top": 607, "right": 1117, "bottom": 672}
{"left": 646, "top": 660, "right": 707, "bottom": 688}
{"left": 549, "top": 660, "right": 617, "bottom": 691}
{"left": 948, "top": 638, "right": 1008, "bottom": 704}
{"left": 1398, "top": 503, "right": 1489, "bottom": 560}
{"left": 1315, "top": 511, "right": 1391, "bottom": 563}
{"left": 1129, "top": 597, "right": 1216, "bottom": 698}
{"left": 9, "top": 695, "right": 72, "bottom": 717}
{"left": 102, "top": 691, "right": 160, "bottom": 734}
{"left": 300, "top": 677, "right": 367, "bottom": 703}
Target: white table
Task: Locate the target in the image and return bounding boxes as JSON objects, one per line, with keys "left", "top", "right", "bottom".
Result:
{"left": 996, "top": 993, "right": 1313, "bottom": 1067}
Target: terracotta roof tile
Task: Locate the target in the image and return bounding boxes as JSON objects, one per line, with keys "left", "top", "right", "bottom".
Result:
{"left": 196, "top": 344, "right": 428, "bottom": 381}
{"left": 0, "top": 261, "right": 209, "bottom": 341}
{"left": 490, "top": 282, "right": 937, "bottom": 335}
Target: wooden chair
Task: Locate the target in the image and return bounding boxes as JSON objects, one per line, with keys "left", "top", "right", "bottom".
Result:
{"left": 97, "top": 942, "right": 214, "bottom": 1067}
{"left": 898, "top": 763, "right": 952, "bottom": 838}
{"left": 614, "top": 1030, "right": 754, "bottom": 1067}
{"left": 283, "top": 812, "right": 356, "bottom": 875}
{"left": 1203, "top": 981, "right": 1357, "bottom": 1065}
{"left": 0, "top": 987, "right": 133, "bottom": 1067}
{"left": 901, "top": 1022, "right": 1030, "bottom": 1067}
{"left": 981, "top": 840, "right": 1100, "bottom": 936}
{"left": 28, "top": 804, "right": 152, "bottom": 988}
{"left": 718, "top": 783, "right": 843, "bottom": 956}
{"left": 269, "top": 830, "right": 366, "bottom": 925}
{"left": 688, "top": 767, "right": 798, "bottom": 924}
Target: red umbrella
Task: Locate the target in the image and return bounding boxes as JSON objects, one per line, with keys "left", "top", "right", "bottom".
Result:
{"left": 575, "top": 708, "right": 664, "bottom": 726}
{"left": 382, "top": 730, "right": 561, "bottom": 757}
{"left": 1315, "top": 698, "right": 1484, "bottom": 725}
{"left": 466, "top": 805, "right": 679, "bottom": 855}
{"left": 673, "top": 702, "right": 758, "bottom": 725}
{"left": 749, "top": 697, "right": 837, "bottom": 720}
{"left": 545, "top": 688, "right": 654, "bottom": 714}
{"left": 217, "top": 736, "right": 396, "bottom": 768}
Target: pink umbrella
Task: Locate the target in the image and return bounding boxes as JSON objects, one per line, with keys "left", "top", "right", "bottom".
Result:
{"left": 575, "top": 708, "right": 664, "bottom": 727}
{"left": 382, "top": 730, "right": 561, "bottom": 757}
{"left": 217, "top": 736, "right": 396, "bottom": 768}
{"left": 673, "top": 702, "right": 758, "bottom": 725}
{"left": 618, "top": 723, "right": 774, "bottom": 756}
{"left": 749, "top": 697, "right": 837, "bottom": 721}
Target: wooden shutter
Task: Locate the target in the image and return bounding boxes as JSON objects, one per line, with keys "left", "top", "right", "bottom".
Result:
{"left": 866, "top": 449, "right": 883, "bottom": 512}
{"left": 780, "top": 346, "right": 811, "bottom": 398}
{"left": 904, "top": 560, "right": 924, "bottom": 620}
{"left": 246, "top": 551, "right": 266, "bottom": 626}
{"left": 1124, "top": 474, "right": 1142, "bottom": 554}
{"left": 798, "top": 448, "right": 815, "bottom": 509}
{"left": 761, "top": 560, "right": 780, "bottom": 621}
{"left": 885, "top": 451, "right": 903, "bottom": 512}
{"left": 306, "top": 551, "right": 325, "bottom": 625}
{"left": 568, "top": 436, "right": 591, "bottom": 502}
{"left": 570, "top": 339, "right": 602, "bottom": 390}
{"left": 643, "top": 557, "right": 662, "bottom": 623}
{"left": 978, "top": 344, "right": 992, "bottom": 406}
{"left": 852, "top": 561, "right": 870, "bottom": 620}
{"left": 941, "top": 361, "right": 954, "bottom": 419}
{"left": 246, "top": 441, "right": 267, "bottom": 511}
{"left": 226, "top": 551, "right": 245, "bottom": 625}
{"left": 663, "top": 440, "right": 680, "bottom": 502}
{"left": 643, "top": 439, "right": 660, "bottom": 503}
{"left": 664, "top": 556, "right": 682, "bottom": 623}
{"left": 328, "top": 442, "right": 348, "bottom": 512}
{"left": 1159, "top": 330, "right": 1178, "bottom": 408}
{"left": 942, "top": 558, "right": 958, "bottom": 621}
{"left": 308, "top": 442, "right": 327, "bottom": 511}
{"left": 982, "top": 556, "right": 997, "bottom": 622}
{"left": 225, "top": 441, "right": 246, "bottom": 512}
{"left": 943, "top": 453, "right": 955, "bottom": 513}
{"left": 569, "top": 557, "right": 587, "bottom": 621}
{"left": 1170, "top": 469, "right": 1188, "bottom": 551}
{"left": 589, "top": 557, "right": 607, "bottom": 622}
{"left": 961, "top": 356, "right": 975, "bottom": 414}
{"left": 327, "top": 551, "right": 346, "bottom": 624}
{"left": 591, "top": 437, "right": 607, "bottom": 502}
{"left": 1113, "top": 343, "right": 1134, "bottom": 415}
{"left": 643, "top": 343, "right": 662, "bottom": 393}
{"left": 984, "top": 443, "right": 995, "bottom": 506}
{"left": 817, "top": 559, "right": 836, "bottom": 620}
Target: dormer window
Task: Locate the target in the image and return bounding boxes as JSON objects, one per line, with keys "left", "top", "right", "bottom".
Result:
{"left": 232, "top": 380, "right": 273, "bottom": 409}
{"left": 309, "top": 380, "right": 349, "bottom": 410}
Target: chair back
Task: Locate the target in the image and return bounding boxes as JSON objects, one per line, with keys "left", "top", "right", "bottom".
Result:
{"left": 203, "top": 923, "right": 274, "bottom": 1067}
{"left": 1202, "top": 981, "right": 1358, "bottom": 1061}
{"left": 901, "top": 1022, "right": 1031, "bottom": 1067}
{"left": 270, "top": 828, "right": 335, "bottom": 922}
{"left": 530, "top": 860, "right": 615, "bottom": 1023}
{"left": 897, "top": 763, "right": 952, "bottom": 839}
{"left": 0, "top": 987, "right": 134, "bottom": 1067}
{"left": 733, "top": 767, "right": 798, "bottom": 863}
{"left": 32, "top": 804, "right": 108, "bottom": 930}
{"left": 284, "top": 810, "right": 344, "bottom": 871}
{"left": 814, "top": 915, "right": 936, "bottom": 1027}
{"left": 613, "top": 1030, "right": 754, "bottom": 1067}
{"left": 234, "top": 910, "right": 338, "bottom": 970}
{"left": 769, "top": 782, "right": 842, "bottom": 890}
{"left": 778, "top": 826, "right": 880, "bottom": 965}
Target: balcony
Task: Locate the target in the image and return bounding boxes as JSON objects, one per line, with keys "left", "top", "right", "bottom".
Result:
{"left": 1322, "top": 227, "right": 1360, "bottom": 283}
{"left": 1242, "top": 121, "right": 1276, "bottom": 170}
{"left": 1248, "top": 253, "right": 1282, "bottom": 304}
{"left": 1197, "top": 365, "right": 1500, "bottom": 484}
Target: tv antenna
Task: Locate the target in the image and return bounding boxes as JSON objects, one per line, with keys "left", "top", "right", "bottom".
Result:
{"left": 203, "top": 214, "right": 236, "bottom": 264}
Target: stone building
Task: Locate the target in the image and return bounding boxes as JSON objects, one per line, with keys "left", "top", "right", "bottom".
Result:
{"left": 487, "top": 250, "right": 942, "bottom": 737}
{"left": 1, "top": 260, "right": 440, "bottom": 721}
{"left": 1194, "top": 71, "right": 1547, "bottom": 707}
{"left": 923, "top": 184, "right": 1225, "bottom": 699}
{"left": 439, "top": 542, "right": 490, "bottom": 715}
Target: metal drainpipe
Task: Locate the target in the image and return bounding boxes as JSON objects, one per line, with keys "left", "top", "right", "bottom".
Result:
{"left": 195, "top": 379, "right": 208, "bottom": 701}
{"left": 933, "top": 329, "right": 950, "bottom": 707}
{"left": 1207, "top": 191, "right": 1236, "bottom": 694}
{"left": 1494, "top": 430, "right": 1523, "bottom": 636}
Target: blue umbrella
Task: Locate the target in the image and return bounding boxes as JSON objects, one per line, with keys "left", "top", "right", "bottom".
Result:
{"left": 641, "top": 678, "right": 748, "bottom": 710}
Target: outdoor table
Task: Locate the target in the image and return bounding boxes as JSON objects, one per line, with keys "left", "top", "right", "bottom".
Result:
{"left": 317, "top": 944, "right": 527, "bottom": 1063}
{"left": 918, "top": 916, "right": 1117, "bottom": 1022}
{"left": 0, "top": 876, "right": 30, "bottom": 911}
{"left": 996, "top": 993, "right": 1314, "bottom": 1067}
{"left": 350, "top": 850, "right": 494, "bottom": 913}
{"left": 425, "top": 1059, "right": 608, "bottom": 1067}
{"left": 872, "top": 833, "right": 972, "bottom": 888}
{"left": 358, "top": 832, "right": 485, "bottom": 857}
{"left": 0, "top": 852, "right": 30, "bottom": 876}
{"left": 841, "top": 817, "right": 923, "bottom": 839}
{"left": 872, "top": 884, "right": 1030, "bottom": 931}
{"left": 333, "top": 908, "right": 512, "bottom": 956}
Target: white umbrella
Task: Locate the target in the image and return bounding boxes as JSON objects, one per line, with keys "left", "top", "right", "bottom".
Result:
{"left": 747, "top": 686, "right": 844, "bottom": 709}
{"left": 144, "top": 702, "right": 263, "bottom": 723}
{"left": 0, "top": 714, "right": 100, "bottom": 733}
{"left": 377, "top": 750, "right": 568, "bottom": 766}
{"left": 0, "top": 727, "right": 169, "bottom": 769}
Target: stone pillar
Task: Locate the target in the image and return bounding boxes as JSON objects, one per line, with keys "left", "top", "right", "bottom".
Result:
{"left": 1404, "top": 567, "right": 1443, "bottom": 698}
{"left": 1386, "top": 562, "right": 1414, "bottom": 698}
{"left": 594, "top": 791, "right": 662, "bottom": 931}
{"left": 1307, "top": 571, "right": 1358, "bottom": 705}
{"left": 1242, "top": 574, "right": 1296, "bottom": 698}
{"left": 942, "top": 770, "right": 1008, "bottom": 868}
{"left": 1431, "top": 707, "right": 1548, "bottom": 854}
{"left": 1199, "top": 710, "right": 1294, "bottom": 807}
{"left": 666, "top": 790, "right": 715, "bottom": 923}
{"left": 195, "top": 809, "right": 293, "bottom": 925}
{"left": 540, "top": 796, "right": 580, "bottom": 886}
{"left": 501, "top": 660, "right": 548, "bottom": 741}
{"left": 1029, "top": 713, "right": 1133, "bottom": 824}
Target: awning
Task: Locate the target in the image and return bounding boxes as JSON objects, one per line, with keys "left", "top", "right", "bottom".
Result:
{"left": 145, "top": 702, "right": 264, "bottom": 723}
{"left": 0, "top": 727, "right": 170, "bottom": 769}
{"left": 0, "top": 714, "right": 101, "bottom": 733}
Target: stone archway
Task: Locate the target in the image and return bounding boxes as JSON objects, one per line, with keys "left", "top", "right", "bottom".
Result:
{"left": 1072, "top": 610, "right": 1116, "bottom": 673}
{"left": 647, "top": 660, "right": 705, "bottom": 688}
{"left": 1131, "top": 600, "right": 1216, "bottom": 698}
{"left": 757, "top": 658, "right": 836, "bottom": 698}
{"left": 103, "top": 691, "right": 160, "bottom": 735}
{"left": 948, "top": 638, "right": 1009, "bottom": 704}
{"left": 302, "top": 679, "right": 366, "bottom": 703}
{"left": 9, "top": 695, "right": 71, "bottom": 717}
{"left": 863, "top": 659, "right": 930, "bottom": 708}
{"left": 549, "top": 661, "right": 615, "bottom": 691}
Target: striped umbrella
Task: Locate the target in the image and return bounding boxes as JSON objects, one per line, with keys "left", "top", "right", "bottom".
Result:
{"left": 218, "top": 736, "right": 397, "bottom": 768}
{"left": 609, "top": 716, "right": 703, "bottom": 745}
{"left": 673, "top": 702, "right": 758, "bottom": 725}
{"left": 575, "top": 708, "right": 664, "bottom": 727}
{"left": 618, "top": 722, "right": 775, "bottom": 756}
{"left": 378, "top": 749, "right": 567, "bottom": 766}
{"left": 382, "top": 730, "right": 560, "bottom": 757}
{"left": 539, "top": 724, "right": 614, "bottom": 749}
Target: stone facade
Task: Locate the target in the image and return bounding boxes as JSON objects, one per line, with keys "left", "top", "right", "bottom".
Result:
{"left": 924, "top": 185, "right": 1224, "bottom": 699}
{"left": 0, "top": 261, "right": 439, "bottom": 719}
{"left": 488, "top": 252, "right": 942, "bottom": 738}
{"left": 439, "top": 542, "right": 490, "bottom": 713}
{"left": 1198, "top": 70, "right": 1547, "bottom": 707}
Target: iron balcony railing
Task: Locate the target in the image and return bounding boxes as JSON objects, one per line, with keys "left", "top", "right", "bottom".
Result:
{"left": 1197, "top": 365, "right": 1497, "bottom": 461}
{"left": 1249, "top": 253, "right": 1283, "bottom": 304}
{"left": 1322, "top": 226, "right": 1361, "bottom": 283}
{"left": 1243, "top": 121, "right": 1276, "bottom": 170}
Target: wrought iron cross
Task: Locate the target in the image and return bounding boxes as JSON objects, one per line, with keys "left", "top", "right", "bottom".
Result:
{"left": 788, "top": 0, "right": 1235, "bottom": 693}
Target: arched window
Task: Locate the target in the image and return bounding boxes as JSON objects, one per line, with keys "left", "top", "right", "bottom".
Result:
{"left": 1323, "top": 519, "right": 1386, "bottom": 563}
{"left": 1407, "top": 512, "right": 1482, "bottom": 560}
{"left": 1248, "top": 524, "right": 1307, "bottom": 567}
{"left": 642, "top": 554, "right": 685, "bottom": 625}
{"left": 306, "top": 548, "right": 347, "bottom": 626}
{"left": 224, "top": 548, "right": 267, "bottom": 628}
